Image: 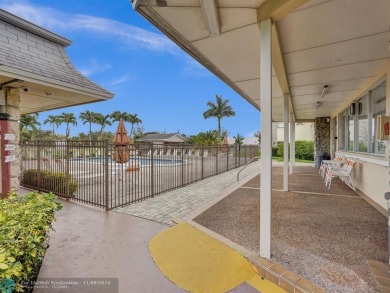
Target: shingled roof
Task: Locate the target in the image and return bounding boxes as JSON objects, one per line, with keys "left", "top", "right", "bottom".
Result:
{"left": 0, "top": 9, "right": 112, "bottom": 98}
{"left": 138, "top": 133, "right": 186, "bottom": 142}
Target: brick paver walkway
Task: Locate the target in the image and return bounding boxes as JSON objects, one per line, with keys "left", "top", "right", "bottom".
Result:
{"left": 114, "top": 161, "right": 261, "bottom": 225}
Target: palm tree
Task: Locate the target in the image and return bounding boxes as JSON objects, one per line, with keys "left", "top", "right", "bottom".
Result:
{"left": 233, "top": 133, "right": 245, "bottom": 155}
{"left": 203, "top": 95, "right": 235, "bottom": 138}
{"left": 194, "top": 130, "right": 220, "bottom": 146}
{"left": 20, "top": 114, "right": 41, "bottom": 141}
{"left": 94, "top": 113, "right": 112, "bottom": 138}
{"left": 59, "top": 112, "right": 77, "bottom": 139}
{"left": 43, "top": 115, "right": 60, "bottom": 137}
{"left": 20, "top": 114, "right": 41, "bottom": 132}
{"left": 110, "top": 111, "right": 128, "bottom": 122}
{"left": 126, "top": 113, "right": 142, "bottom": 137}
{"left": 79, "top": 111, "right": 96, "bottom": 140}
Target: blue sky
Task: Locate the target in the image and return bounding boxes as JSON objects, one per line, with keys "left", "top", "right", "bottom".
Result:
{"left": 0, "top": 0, "right": 260, "bottom": 137}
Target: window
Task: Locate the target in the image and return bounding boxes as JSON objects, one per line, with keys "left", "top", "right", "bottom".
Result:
{"left": 357, "top": 94, "right": 368, "bottom": 152}
{"left": 371, "top": 82, "right": 386, "bottom": 154}
{"left": 348, "top": 112, "right": 354, "bottom": 151}
{"left": 339, "top": 109, "right": 347, "bottom": 151}
{"left": 339, "top": 80, "right": 386, "bottom": 155}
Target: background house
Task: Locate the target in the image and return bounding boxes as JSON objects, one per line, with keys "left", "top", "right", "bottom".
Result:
{"left": 137, "top": 133, "right": 186, "bottom": 145}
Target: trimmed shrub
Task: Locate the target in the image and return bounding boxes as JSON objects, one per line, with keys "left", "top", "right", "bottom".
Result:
{"left": 295, "top": 140, "right": 314, "bottom": 160}
{"left": 275, "top": 140, "right": 314, "bottom": 161}
{"left": 277, "top": 143, "right": 288, "bottom": 157}
{"left": 0, "top": 192, "right": 62, "bottom": 292}
{"left": 272, "top": 146, "right": 279, "bottom": 157}
{"left": 22, "top": 169, "right": 78, "bottom": 196}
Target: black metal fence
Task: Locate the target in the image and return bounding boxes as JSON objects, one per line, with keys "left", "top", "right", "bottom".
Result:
{"left": 20, "top": 140, "right": 258, "bottom": 210}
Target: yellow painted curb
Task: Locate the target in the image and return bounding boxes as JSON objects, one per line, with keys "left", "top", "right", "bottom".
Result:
{"left": 149, "top": 223, "right": 286, "bottom": 293}
{"left": 247, "top": 275, "right": 286, "bottom": 293}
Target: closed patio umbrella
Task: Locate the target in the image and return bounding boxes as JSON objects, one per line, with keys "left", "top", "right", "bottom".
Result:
{"left": 112, "top": 120, "right": 133, "bottom": 164}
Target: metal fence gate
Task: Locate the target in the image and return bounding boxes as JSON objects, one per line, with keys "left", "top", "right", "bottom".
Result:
{"left": 20, "top": 140, "right": 258, "bottom": 210}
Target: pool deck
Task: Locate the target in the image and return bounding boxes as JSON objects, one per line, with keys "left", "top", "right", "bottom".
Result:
{"left": 113, "top": 161, "right": 261, "bottom": 225}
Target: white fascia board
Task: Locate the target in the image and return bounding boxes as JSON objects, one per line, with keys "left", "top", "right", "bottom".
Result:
{"left": 0, "top": 66, "right": 113, "bottom": 100}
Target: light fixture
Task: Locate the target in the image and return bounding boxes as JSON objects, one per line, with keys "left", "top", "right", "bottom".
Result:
{"left": 320, "top": 85, "right": 329, "bottom": 99}
{"left": 315, "top": 101, "right": 321, "bottom": 109}
{"left": 200, "top": 0, "right": 220, "bottom": 37}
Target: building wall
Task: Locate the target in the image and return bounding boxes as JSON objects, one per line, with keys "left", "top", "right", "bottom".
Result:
{"left": 332, "top": 63, "right": 390, "bottom": 211}
{"left": 314, "top": 118, "right": 330, "bottom": 157}
{"left": 0, "top": 88, "right": 21, "bottom": 195}
{"left": 276, "top": 122, "right": 314, "bottom": 142}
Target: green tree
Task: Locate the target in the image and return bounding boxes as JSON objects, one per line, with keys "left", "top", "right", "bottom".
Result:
{"left": 43, "top": 115, "right": 60, "bottom": 137}
{"left": 20, "top": 114, "right": 41, "bottom": 141}
{"left": 94, "top": 113, "right": 112, "bottom": 138}
{"left": 20, "top": 114, "right": 41, "bottom": 132}
{"left": 132, "top": 126, "right": 144, "bottom": 143}
{"left": 192, "top": 130, "right": 220, "bottom": 146}
{"left": 233, "top": 133, "right": 244, "bottom": 156}
{"left": 79, "top": 111, "right": 96, "bottom": 140}
{"left": 203, "top": 95, "right": 235, "bottom": 138}
{"left": 126, "top": 113, "right": 142, "bottom": 137}
{"left": 59, "top": 112, "right": 77, "bottom": 139}
{"left": 110, "top": 111, "right": 128, "bottom": 122}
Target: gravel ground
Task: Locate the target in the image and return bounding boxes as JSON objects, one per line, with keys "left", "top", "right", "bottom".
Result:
{"left": 194, "top": 167, "right": 387, "bottom": 293}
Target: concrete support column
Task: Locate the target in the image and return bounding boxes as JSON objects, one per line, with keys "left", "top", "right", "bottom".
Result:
{"left": 289, "top": 114, "right": 294, "bottom": 174}
{"left": 259, "top": 18, "right": 272, "bottom": 259}
{"left": 283, "top": 94, "right": 289, "bottom": 191}
{"left": 5, "top": 88, "right": 21, "bottom": 192}
{"left": 314, "top": 117, "right": 331, "bottom": 159}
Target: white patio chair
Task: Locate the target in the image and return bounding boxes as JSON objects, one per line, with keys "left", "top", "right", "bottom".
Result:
{"left": 194, "top": 149, "right": 200, "bottom": 156}
{"left": 203, "top": 150, "right": 209, "bottom": 157}
{"left": 319, "top": 154, "right": 345, "bottom": 179}
{"left": 324, "top": 158, "right": 356, "bottom": 191}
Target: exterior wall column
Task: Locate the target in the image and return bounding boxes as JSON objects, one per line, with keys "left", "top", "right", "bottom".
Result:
{"left": 5, "top": 88, "right": 21, "bottom": 193}
{"left": 259, "top": 18, "right": 272, "bottom": 259}
{"left": 386, "top": 67, "right": 390, "bottom": 160}
{"left": 283, "top": 94, "right": 289, "bottom": 191}
{"left": 289, "top": 114, "right": 294, "bottom": 174}
{"left": 314, "top": 117, "right": 331, "bottom": 160}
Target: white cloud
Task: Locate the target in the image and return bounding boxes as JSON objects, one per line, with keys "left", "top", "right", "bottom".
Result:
{"left": 0, "top": 0, "right": 179, "bottom": 54}
{"left": 78, "top": 59, "right": 111, "bottom": 76}
{"left": 109, "top": 74, "right": 133, "bottom": 87}
{"left": 0, "top": 0, "right": 215, "bottom": 78}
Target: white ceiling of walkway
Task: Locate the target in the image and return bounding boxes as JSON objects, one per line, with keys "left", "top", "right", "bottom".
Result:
{"left": 134, "top": 0, "right": 390, "bottom": 121}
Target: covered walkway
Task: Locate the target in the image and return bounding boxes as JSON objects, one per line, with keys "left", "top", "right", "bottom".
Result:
{"left": 194, "top": 166, "right": 387, "bottom": 292}
{"left": 35, "top": 201, "right": 184, "bottom": 293}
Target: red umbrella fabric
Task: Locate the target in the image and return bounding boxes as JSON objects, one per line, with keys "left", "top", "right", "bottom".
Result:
{"left": 112, "top": 120, "right": 133, "bottom": 164}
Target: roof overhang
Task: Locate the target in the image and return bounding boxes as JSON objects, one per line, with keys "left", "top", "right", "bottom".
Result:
{"left": 0, "top": 9, "right": 114, "bottom": 114}
{"left": 0, "top": 70, "right": 112, "bottom": 115}
{"left": 131, "top": 0, "right": 390, "bottom": 122}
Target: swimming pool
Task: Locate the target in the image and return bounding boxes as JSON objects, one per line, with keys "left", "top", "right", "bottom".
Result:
{"left": 72, "top": 156, "right": 183, "bottom": 166}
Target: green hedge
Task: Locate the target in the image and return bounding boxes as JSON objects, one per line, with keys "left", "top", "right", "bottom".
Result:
{"left": 22, "top": 169, "right": 78, "bottom": 196}
{"left": 0, "top": 192, "right": 62, "bottom": 292}
{"left": 276, "top": 140, "right": 314, "bottom": 161}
